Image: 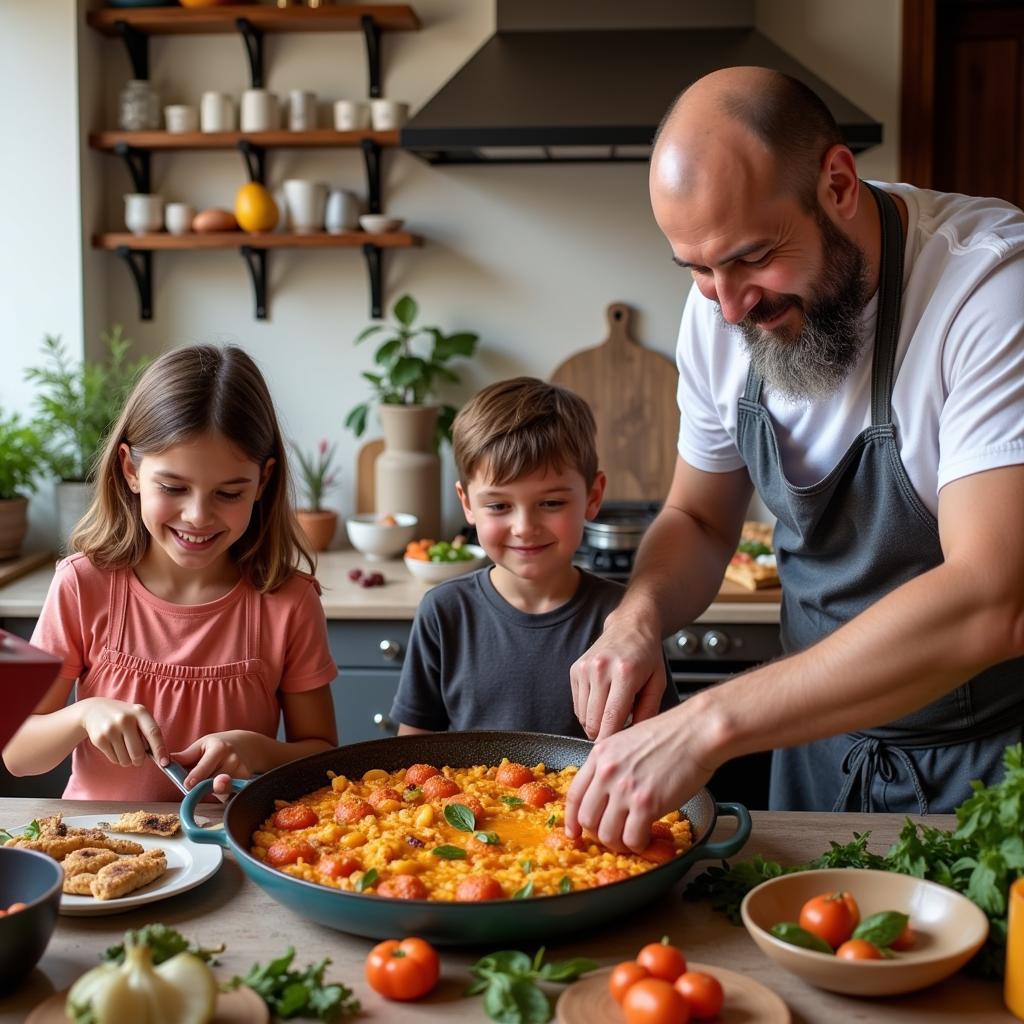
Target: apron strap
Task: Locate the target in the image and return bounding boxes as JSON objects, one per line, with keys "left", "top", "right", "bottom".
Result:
{"left": 832, "top": 735, "right": 930, "bottom": 814}
{"left": 865, "top": 183, "right": 906, "bottom": 426}
{"left": 106, "top": 567, "right": 129, "bottom": 652}
{"left": 244, "top": 583, "right": 260, "bottom": 662}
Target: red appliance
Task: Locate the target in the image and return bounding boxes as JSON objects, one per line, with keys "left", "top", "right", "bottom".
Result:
{"left": 0, "top": 629, "right": 61, "bottom": 749}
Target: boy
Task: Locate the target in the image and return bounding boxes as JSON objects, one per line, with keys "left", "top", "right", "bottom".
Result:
{"left": 391, "top": 377, "right": 678, "bottom": 736}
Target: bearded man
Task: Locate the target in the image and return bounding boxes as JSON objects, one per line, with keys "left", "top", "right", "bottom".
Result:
{"left": 564, "top": 66, "right": 1024, "bottom": 850}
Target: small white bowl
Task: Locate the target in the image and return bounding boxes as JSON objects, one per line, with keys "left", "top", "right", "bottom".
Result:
{"left": 359, "top": 214, "right": 403, "bottom": 234}
{"left": 404, "top": 544, "right": 488, "bottom": 584}
{"left": 741, "top": 867, "right": 989, "bottom": 997}
{"left": 345, "top": 512, "right": 418, "bottom": 560}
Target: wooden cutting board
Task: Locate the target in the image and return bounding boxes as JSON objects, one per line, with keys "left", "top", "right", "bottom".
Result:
{"left": 355, "top": 437, "right": 385, "bottom": 514}
{"left": 550, "top": 303, "right": 678, "bottom": 501}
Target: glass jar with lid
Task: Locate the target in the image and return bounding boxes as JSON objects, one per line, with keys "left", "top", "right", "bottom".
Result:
{"left": 119, "top": 79, "right": 160, "bottom": 131}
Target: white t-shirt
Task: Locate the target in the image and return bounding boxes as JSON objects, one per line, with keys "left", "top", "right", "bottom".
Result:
{"left": 675, "top": 183, "right": 1024, "bottom": 516}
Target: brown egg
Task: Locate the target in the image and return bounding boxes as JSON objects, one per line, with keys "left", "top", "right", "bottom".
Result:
{"left": 192, "top": 208, "right": 239, "bottom": 233}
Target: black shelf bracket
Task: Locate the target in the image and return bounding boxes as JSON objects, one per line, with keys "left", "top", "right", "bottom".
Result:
{"left": 235, "top": 17, "right": 265, "bottom": 89}
{"left": 240, "top": 245, "right": 269, "bottom": 320}
{"left": 115, "top": 20, "right": 149, "bottom": 80}
{"left": 361, "top": 15, "right": 382, "bottom": 98}
{"left": 236, "top": 139, "right": 266, "bottom": 185}
{"left": 361, "top": 138, "right": 382, "bottom": 214}
{"left": 114, "top": 142, "right": 151, "bottom": 194}
{"left": 116, "top": 246, "right": 153, "bottom": 321}
{"left": 361, "top": 243, "right": 383, "bottom": 319}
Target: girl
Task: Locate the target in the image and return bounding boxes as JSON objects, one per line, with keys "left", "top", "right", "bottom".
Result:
{"left": 3, "top": 345, "right": 338, "bottom": 800}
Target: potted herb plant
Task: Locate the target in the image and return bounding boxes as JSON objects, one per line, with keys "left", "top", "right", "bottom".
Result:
{"left": 345, "top": 295, "right": 479, "bottom": 538}
{"left": 0, "top": 408, "right": 45, "bottom": 559}
{"left": 292, "top": 438, "right": 339, "bottom": 551}
{"left": 25, "top": 327, "right": 149, "bottom": 547}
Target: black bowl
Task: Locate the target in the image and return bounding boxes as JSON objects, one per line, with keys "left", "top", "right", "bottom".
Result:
{"left": 0, "top": 846, "right": 63, "bottom": 993}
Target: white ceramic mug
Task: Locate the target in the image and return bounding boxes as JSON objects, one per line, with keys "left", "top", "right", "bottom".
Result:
{"left": 333, "top": 99, "right": 369, "bottom": 132}
{"left": 325, "top": 189, "right": 360, "bottom": 234}
{"left": 200, "top": 91, "right": 234, "bottom": 133}
{"left": 124, "top": 194, "right": 164, "bottom": 235}
{"left": 164, "top": 202, "right": 194, "bottom": 235}
{"left": 283, "top": 179, "right": 327, "bottom": 233}
{"left": 164, "top": 104, "right": 198, "bottom": 133}
{"left": 287, "top": 89, "right": 317, "bottom": 131}
{"left": 272, "top": 185, "right": 290, "bottom": 232}
{"left": 369, "top": 99, "right": 409, "bottom": 131}
{"left": 240, "top": 89, "right": 278, "bottom": 132}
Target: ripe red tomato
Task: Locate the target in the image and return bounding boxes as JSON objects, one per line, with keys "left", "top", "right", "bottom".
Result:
{"left": 421, "top": 775, "right": 461, "bottom": 799}
{"left": 496, "top": 762, "right": 534, "bottom": 788}
{"left": 608, "top": 961, "right": 650, "bottom": 1005}
{"left": 265, "top": 840, "right": 316, "bottom": 866}
{"left": 674, "top": 971, "right": 724, "bottom": 1020}
{"left": 518, "top": 781, "right": 558, "bottom": 807}
{"left": 376, "top": 875, "right": 428, "bottom": 899}
{"left": 365, "top": 937, "right": 440, "bottom": 1000}
{"left": 622, "top": 978, "right": 690, "bottom": 1024}
{"left": 404, "top": 763, "right": 440, "bottom": 786}
{"left": 318, "top": 854, "right": 361, "bottom": 879}
{"left": 835, "top": 938, "right": 884, "bottom": 960}
{"left": 272, "top": 804, "right": 317, "bottom": 830}
{"left": 890, "top": 922, "right": 915, "bottom": 951}
{"left": 454, "top": 875, "right": 504, "bottom": 901}
{"left": 798, "top": 891, "right": 860, "bottom": 948}
{"left": 636, "top": 939, "right": 687, "bottom": 982}
{"left": 334, "top": 799, "right": 376, "bottom": 824}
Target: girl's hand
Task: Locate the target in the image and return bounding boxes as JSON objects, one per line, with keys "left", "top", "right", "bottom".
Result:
{"left": 79, "top": 698, "right": 169, "bottom": 768}
{"left": 171, "top": 730, "right": 256, "bottom": 790}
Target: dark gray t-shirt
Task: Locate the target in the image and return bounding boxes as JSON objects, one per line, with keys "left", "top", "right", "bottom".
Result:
{"left": 390, "top": 567, "right": 679, "bottom": 735}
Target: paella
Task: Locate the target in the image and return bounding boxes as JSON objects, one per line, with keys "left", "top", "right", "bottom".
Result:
{"left": 250, "top": 758, "right": 693, "bottom": 901}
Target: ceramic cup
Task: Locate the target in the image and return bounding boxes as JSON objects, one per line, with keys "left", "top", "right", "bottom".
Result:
{"left": 164, "top": 104, "right": 198, "bottom": 133}
{"left": 369, "top": 99, "right": 409, "bottom": 131}
{"left": 333, "top": 99, "right": 370, "bottom": 132}
{"left": 287, "top": 89, "right": 317, "bottom": 131}
{"left": 200, "top": 91, "right": 234, "bottom": 133}
{"left": 325, "top": 189, "right": 360, "bottom": 234}
{"left": 283, "top": 179, "right": 327, "bottom": 233}
{"left": 240, "top": 88, "right": 278, "bottom": 132}
{"left": 164, "top": 202, "right": 194, "bottom": 235}
{"left": 124, "top": 193, "right": 164, "bottom": 235}
{"left": 272, "top": 185, "right": 290, "bottom": 232}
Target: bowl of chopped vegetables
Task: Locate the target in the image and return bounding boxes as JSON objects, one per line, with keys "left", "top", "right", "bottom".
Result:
{"left": 404, "top": 538, "right": 488, "bottom": 584}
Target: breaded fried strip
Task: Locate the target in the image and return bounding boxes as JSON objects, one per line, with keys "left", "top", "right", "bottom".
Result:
{"left": 90, "top": 849, "right": 167, "bottom": 900}
{"left": 63, "top": 847, "right": 119, "bottom": 878}
{"left": 108, "top": 810, "right": 180, "bottom": 837}
{"left": 64, "top": 872, "right": 98, "bottom": 896}
{"left": 6, "top": 833, "right": 144, "bottom": 860}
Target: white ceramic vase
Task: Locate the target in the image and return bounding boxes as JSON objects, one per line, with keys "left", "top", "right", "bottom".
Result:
{"left": 374, "top": 404, "right": 440, "bottom": 539}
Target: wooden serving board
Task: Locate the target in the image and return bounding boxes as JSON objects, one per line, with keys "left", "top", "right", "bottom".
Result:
{"left": 551, "top": 303, "right": 678, "bottom": 502}
{"left": 0, "top": 550, "right": 54, "bottom": 588}
{"left": 355, "top": 437, "right": 385, "bottom": 514}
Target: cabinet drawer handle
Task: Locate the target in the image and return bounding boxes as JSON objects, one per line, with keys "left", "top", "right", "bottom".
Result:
{"left": 378, "top": 639, "right": 403, "bottom": 661}
{"left": 373, "top": 713, "right": 397, "bottom": 734}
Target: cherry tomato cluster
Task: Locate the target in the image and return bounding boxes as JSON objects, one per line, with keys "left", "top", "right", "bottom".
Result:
{"left": 348, "top": 568, "right": 385, "bottom": 588}
{"left": 365, "top": 936, "right": 440, "bottom": 1001}
{"left": 609, "top": 938, "right": 724, "bottom": 1023}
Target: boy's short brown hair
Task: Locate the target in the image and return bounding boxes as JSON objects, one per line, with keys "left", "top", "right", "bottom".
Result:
{"left": 453, "top": 376, "right": 598, "bottom": 488}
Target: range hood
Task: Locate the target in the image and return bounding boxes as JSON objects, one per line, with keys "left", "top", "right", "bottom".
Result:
{"left": 401, "top": 18, "right": 882, "bottom": 164}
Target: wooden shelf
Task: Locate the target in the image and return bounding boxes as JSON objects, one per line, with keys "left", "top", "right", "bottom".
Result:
{"left": 93, "top": 231, "right": 421, "bottom": 250}
{"left": 86, "top": 4, "right": 420, "bottom": 35}
{"left": 90, "top": 129, "right": 400, "bottom": 151}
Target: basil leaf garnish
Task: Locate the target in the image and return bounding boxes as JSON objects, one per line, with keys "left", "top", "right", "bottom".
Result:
{"left": 513, "top": 880, "right": 535, "bottom": 900}
{"left": 853, "top": 911, "right": 909, "bottom": 948}
{"left": 431, "top": 845, "right": 468, "bottom": 860}
{"left": 354, "top": 868, "right": 378, "bottom": 892}
{"left": 769, "top": 922, "right": 833, "bottom": 954}
{"left": 443, "top": 803, "right": 476, "bottom": 832}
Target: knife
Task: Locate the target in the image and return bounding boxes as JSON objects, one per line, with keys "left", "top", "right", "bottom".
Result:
{"left": 152, "top": 754, "right": 191, "bottom": 797}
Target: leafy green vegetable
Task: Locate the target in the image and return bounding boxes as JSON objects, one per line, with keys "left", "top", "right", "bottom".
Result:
{"left": 231, "top": 947, "right": 359, "bottom": 1021}
{"left": 558, "top": 876, "right": 572, "bottom": 894}
{"left": 520, "top": 859, "right": 533, "bottom": 873}
{"left": 686, "top": 742, "right": 1024, "bottom": 977}
{"left": 432, "top": 845, "right": 468, "bottom": 860}
{"left": 853, "top": 911, "right": 908, "bottom": 948}
{"left": 513, "top": 880, "right": 535, "bottom": 900}
{"left": 769, "top": 922, "right": 834, "bottom": 954}
{"left": 402, "top": 787, "right": 422, "bottom": 802}
{"left": 737, "top": 539, "right": 772, "bottom": 557}
{"left": 102, "top": 924, "right": 224, "bottom": 966}
{"left": 501, "top": 796, "right": 525, "bottom": 807}
{"left": 474, "top": 831, "right": 501, "bottom": 845}
{"left": 468, "top": 947, "right": 597, "bottom": 1023}
{"left": 354, "top": 868, "right": 378, "bottom": 892}
{"left": 444, "top": 803, "right": 476, "bottom": 832}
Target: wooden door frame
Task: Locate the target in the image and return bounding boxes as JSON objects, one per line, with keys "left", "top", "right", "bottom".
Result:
{"left": 900, "top": 0, "right": 937, "bottom": 186}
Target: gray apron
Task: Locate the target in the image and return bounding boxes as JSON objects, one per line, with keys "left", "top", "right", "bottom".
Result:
{"left": 735, "top": 183, "right": 1024, "bottom": 813}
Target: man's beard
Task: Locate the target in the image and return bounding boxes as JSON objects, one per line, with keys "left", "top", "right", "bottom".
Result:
{"left": 723, "top": 209, "right": 870, "bottom": 402}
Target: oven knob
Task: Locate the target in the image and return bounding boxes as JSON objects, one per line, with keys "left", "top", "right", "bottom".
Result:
{"left": 702, "top": 629, "right": 729, "bottom": 656}
{"left": 674, "top": 630, "right": 700, "bottom": 655}
{"left": 379, "top": 639, "right": 403, "bottom": 661}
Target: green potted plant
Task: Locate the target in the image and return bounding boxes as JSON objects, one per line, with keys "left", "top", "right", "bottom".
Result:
{"left": 25, "top": 327, "right": 149, "bottom": 547}
{"left": 0, "top": 408, "right": 45, "bottom": 559}
{"left": 345, "top": 295, "right": 479, "bottom": 539}
{"left": 292, "top": 438, "right": 339, "bottom": 551}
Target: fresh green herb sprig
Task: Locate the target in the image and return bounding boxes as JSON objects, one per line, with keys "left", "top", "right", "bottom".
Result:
{"left": 0, "top": 819, "right": 43, "bottom": 843}
{"left": 467, "top": 947, "right": 597, "bottom": 1024}
{"left": 685, "top": 742, "right": 1024, "bottom": 978}
{"left": 102, "top": 924, "right": 225, "bottom": 966}
{"left": 231, "top": 947, "right": 360, "bottom": 1021}
{"left": 737, "top": 539, "right": 772, "bottom": 557}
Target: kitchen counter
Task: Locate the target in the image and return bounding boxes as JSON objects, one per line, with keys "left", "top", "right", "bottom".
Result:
{"left": 0, "top": 798, "right": 1011, "bottom": 1023}
{"left": 0, "top": 551, "right": 781, "bottom": 623}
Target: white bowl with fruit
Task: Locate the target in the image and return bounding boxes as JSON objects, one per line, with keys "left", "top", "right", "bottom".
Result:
{"left": 345, "top": 512, "right": 418, "bottom": 560}
{"left": 404, "top": 538, "right": 488, "bottom": 584}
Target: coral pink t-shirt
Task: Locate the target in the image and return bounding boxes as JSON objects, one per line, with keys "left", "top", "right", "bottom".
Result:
{"left": 31, "top": 554, "right": 337, "bottom": 800}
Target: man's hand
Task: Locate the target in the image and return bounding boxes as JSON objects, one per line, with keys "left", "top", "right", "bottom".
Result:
{"left": 570, "top": 616, "right": 667, "bottom": 739}
{"left": 563, "top": 704, "right": 718, "bottom": 853}
{"left": 80, "top": 698, "right": 169, "bottom": 768}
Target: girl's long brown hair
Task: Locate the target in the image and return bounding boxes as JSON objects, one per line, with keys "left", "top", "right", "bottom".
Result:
{"left": 71, "top": 345, "right": 314, "bottom": 592}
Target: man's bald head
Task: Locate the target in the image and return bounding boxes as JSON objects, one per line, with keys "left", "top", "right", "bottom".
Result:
{"left": 652, "top": 67, "right": 844, "bottom": 210}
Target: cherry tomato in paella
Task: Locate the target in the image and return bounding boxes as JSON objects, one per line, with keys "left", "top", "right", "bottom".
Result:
{"left": 272, "top": 804, "right": 317, "bottom": 830}
{"left": 365, "top": 937, "right": 440, "bottom": 1000}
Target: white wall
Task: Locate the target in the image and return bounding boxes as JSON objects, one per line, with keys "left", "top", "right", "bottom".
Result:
{"left": 6, "top": 0, "right": 902, "bottom": 545}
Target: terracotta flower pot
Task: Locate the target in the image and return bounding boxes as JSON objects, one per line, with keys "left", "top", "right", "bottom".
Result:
{"left": 0, "top": 497, "right": 29, "bottom": 560}
{"left": 296, "top": 509, "right": 338, "bottom": 552}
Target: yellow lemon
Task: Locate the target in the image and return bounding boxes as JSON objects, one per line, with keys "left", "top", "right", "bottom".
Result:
{"left": 234, "top": 182, "right": 278, "bottom": 233}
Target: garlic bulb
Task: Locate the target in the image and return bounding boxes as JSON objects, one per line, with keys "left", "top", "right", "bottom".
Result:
{"left": 66, "top": 944, "right": 217, "bottom": 1024}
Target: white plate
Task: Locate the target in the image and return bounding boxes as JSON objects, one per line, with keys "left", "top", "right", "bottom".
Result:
{"left": 12, "top": 813, "right": 223, "bottom": 916}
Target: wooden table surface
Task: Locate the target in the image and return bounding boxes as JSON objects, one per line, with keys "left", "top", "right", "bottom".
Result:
{"left": 0, "top": 800, "right": 1012, "bottom": 1023}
